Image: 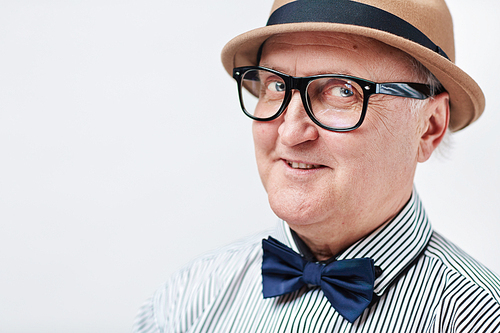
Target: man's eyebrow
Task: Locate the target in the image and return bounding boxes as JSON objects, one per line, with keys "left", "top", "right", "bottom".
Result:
{"left": 259, "top": 64, "right": 357, "bottom": 77}
{"left": 257, "top": 63, "right": 283, "bottom": 72}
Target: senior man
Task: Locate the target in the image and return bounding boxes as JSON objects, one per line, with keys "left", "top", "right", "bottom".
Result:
{"left": 134, "top": 0, "right": 500, "bottom": 332}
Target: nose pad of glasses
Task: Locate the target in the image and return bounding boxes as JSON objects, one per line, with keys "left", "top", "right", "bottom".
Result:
{"left": 286, "top": 90, "right": 307, "bottom": 111}
{"left": 279, "top": 93, "right": 320, "bottom": 144}
{"left": 281, "top": 91, "right": 306, "bottom": 123}
{"left": 281, "top": 90, "right": 317, "bottom": 129}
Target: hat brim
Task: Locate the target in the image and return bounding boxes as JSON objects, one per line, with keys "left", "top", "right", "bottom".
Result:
{"left": 221, "top": 22, "right": 484, "bottom": 132}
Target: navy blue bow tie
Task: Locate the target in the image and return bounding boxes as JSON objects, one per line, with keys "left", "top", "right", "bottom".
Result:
{"left": 262, "top": 237, "right": 376, "bottom": 323}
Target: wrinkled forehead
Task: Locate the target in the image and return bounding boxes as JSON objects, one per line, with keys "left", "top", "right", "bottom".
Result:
{"left": 259, "top": 32, "right": 419, "bottom": 80}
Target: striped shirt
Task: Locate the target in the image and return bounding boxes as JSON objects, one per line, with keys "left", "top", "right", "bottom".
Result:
{"left": 133, "top": 190, "right": 500, "bottom": 332}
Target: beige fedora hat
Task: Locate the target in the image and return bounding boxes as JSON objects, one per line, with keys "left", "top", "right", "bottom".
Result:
{"left": 221, "top": 0, "right": 485, "bottom": 131}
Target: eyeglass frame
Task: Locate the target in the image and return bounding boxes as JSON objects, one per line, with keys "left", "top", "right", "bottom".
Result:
{"left": 233, "top": 66, "right": 442, "bottom": 132}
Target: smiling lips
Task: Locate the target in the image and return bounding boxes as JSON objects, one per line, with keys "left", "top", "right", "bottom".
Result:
{"left": 286, "top": 160, "right": 322, "bottom": 170}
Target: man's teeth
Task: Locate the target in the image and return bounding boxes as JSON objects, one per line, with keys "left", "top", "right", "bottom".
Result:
{"left": 288, "top": 161, "right": 320, "bottom": 169}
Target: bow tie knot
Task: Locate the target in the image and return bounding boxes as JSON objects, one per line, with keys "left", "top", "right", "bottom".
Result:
{"left": 303, "top": 262, "right": 323, "bottom": 286}
{"left": 262, "top": 236, "right": 377, "bottom": 323}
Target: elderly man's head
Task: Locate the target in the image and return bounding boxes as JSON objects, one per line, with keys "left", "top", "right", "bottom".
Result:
{"left": 250, "top": 31, "right": 449, "bottom": 258}
{"left": 222, "top": 0, "right": 484, "bottom": 258}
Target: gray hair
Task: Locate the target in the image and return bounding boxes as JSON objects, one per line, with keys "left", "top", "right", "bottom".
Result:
{"left": 406, "top": 57, "right": 444, "bottom": 115}
{"left": 406, "top": 57, "right": 452, "bottom": 157}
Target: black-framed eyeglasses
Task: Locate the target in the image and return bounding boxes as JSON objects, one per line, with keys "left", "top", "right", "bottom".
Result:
{"left": 233, "top": 66, "right": 439, "bottom": 132}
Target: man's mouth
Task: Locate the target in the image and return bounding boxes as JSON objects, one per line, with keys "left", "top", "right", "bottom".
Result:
{"left": 287, "top": 161, "right": 322, "bottom": 170}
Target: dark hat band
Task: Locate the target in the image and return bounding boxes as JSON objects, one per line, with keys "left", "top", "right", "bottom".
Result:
{"left": 267, "top": 0, "right": 449, "bottom": 60}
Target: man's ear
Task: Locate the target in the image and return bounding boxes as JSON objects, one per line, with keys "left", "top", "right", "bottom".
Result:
{"left": 417, "top": 92, "right": 450, "bottom": 163}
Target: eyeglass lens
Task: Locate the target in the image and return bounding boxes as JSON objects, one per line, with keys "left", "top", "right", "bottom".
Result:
{"left": 240, "top": 68, "right": 365, "bottom": 129}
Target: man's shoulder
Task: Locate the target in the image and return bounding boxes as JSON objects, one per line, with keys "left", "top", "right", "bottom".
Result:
{"left": 426, "top": 231, "right": 500, "bottom": 302}
{"left": 133, "top": 231, "right": 271, "bottom": 332}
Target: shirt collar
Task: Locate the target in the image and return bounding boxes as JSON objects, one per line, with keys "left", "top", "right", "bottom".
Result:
{"left": 271, "top": 188, "right": 433, "bottom": 296}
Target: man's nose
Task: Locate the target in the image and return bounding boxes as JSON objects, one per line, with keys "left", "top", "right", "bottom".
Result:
{"left": 278, "top": 91, "right": 319, "bottom": 146}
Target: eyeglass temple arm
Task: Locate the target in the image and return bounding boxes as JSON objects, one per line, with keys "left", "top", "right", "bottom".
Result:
{"left": 376, "top": 82, "right": 433, "bottom": 100}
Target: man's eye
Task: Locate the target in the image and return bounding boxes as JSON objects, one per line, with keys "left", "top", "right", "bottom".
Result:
{"left": 328, "top": 86, "right": 355, "bottom": 97}
{"left": 267, "top": 81, "right": 286, "bottom": 92}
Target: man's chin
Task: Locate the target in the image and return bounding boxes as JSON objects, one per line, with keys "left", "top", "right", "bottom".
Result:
{"left": 268, "top": 196, "right": 324, "bottom": 227}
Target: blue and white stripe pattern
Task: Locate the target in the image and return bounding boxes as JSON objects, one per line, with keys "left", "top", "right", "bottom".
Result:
{"left": 133, "top": 190, "right": 500, "bottom": 332}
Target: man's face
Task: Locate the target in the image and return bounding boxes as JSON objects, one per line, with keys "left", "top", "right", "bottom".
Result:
{"left": 253, "top": 32, "right": 431, "bottom": 238}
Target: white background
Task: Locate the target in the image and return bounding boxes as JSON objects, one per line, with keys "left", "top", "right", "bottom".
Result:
{"left": 0, "top": 0, "right": 498, "bottom": 332}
